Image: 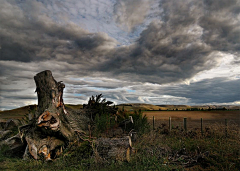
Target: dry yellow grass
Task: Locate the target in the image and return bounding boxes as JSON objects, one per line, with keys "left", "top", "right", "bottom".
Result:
{"left": 144, "top": 110, "right": 240, "bottom": 129}
{"left": 0, "top": 104, "right": 83, "bottom": 121}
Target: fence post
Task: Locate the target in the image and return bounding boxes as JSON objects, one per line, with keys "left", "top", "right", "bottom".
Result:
{"left": 225, "top": 119, "right": 228, "bottom": 137}
{"left": 201, "top": 118, "right": 203, "bottom": 135}
{"left": 169, "top": 117, "right": 171, "bottom": 132}
{"left": 153, "top": 116, "right": 155, "bottom": 130}
{"left": 184, "top": 118, "right": 187, "bottom": 132}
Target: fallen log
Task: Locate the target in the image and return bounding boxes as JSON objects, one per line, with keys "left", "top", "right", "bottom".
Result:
{"left": 94, "top": 136, "right": 132, "bottom": 162}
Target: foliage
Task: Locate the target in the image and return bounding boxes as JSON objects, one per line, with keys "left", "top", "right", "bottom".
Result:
{"left": 1, "top": 125, "right": 240, "bottom": 170}
{"left": 86, "top": 94, "right": 117, "bottom": 137}
{"left": 124, "top": 109, "right": 150, "bottom": 135}
{"left": 0, "top": 144, "right": 11, "bottom": 162}
{"left": 93, "top": 113, "right": 115, "bottom": 137}
{"left": 88, "top": 95, "right": 150, "bottom": 137}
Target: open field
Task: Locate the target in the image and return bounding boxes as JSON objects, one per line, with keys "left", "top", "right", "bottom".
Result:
{"left": 117, "top": 103, "right": 240, "bottom": 111}
{"left": 0, "top": 105, "right": 37, "bottom": 121}
{"left": 0, "top": 104, "right": 83, "bottom": 121}
{"left": 144, "top": 110, "right": 240, "bottom": 129}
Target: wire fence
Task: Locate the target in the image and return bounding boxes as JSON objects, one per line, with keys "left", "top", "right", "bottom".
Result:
{"left": 150, "top": 116, "right": 240, "bottom": 137}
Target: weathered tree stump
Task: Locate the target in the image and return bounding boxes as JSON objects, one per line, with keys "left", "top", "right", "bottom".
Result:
{"left": 19, "top": 70, "right": 90, "bottom": 160}
{"left": 1, "top": 70, "right": 130, "bottom": 161}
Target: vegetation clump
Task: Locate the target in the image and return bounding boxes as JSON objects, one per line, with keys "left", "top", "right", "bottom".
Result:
{"left": 1, "top": 123, "right": 240, "bottom": 170}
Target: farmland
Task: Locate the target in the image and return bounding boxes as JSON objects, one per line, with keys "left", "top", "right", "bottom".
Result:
{"left": 143, "top": 110, "right": 240, "bottom": 129}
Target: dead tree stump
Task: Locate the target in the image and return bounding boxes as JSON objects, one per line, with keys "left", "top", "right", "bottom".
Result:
{"left": 1, "top": 70, "right": 131, "bottom": 161}
{"left": 19, "top": 70, "right": 90, "bottom": 160}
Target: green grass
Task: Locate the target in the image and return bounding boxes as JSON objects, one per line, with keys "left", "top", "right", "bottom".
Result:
{"left": 64, "top": 104, "right": 83, "bottom": 110}
{"left": 1, "top": 125, "right": 239, "bottom": 171}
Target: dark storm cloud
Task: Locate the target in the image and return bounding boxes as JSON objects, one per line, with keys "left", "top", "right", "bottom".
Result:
{"left": 98, "top": 21, "right": 213, "bottom": 83}
{"left": 1, "top": 0, "right": 240, "bottom": 110}
{"left": 97, "top": 0, "right": 240, "bottom": 84}
{"left": 156, "top": 78, "right": 240, "bottom": 104}
{"left": 0, "top": 0, "right": 117, "bottom": 63}
{"left": 0, "top": 36, "right": 36, "bottom": 62}
{"left": 1, "top": 0, "right": 240, "bottom": 84}
{"left": 1, "top": 95, "right": 36, "bottom": 100}
{"left": 197, "top": 0, "right": 240, "bottom": 53}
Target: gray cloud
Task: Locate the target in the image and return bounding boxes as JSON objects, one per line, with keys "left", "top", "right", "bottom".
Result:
{"left": 98, "top": 21, "right": 214, "bottom": 83}
{"left": 159, "top": 78, "right": 240, "bottom": 104}
{"left": 1, "top": 0, "right": 240, "bottom": 110}
{"left": 0, "top": 0, "right": 117, "bottom": 63}
{"left": 2, "top": 0, "right": 239, "bottom": 83}
{"left": 97, "top": 0, "right": 240, "bottom": 83}
{"left": 114, "top": 0, "right": 151, "bottom": 32}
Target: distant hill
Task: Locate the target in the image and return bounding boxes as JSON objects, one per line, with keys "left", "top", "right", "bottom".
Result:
{"left": 192, "top": 105, "right": 240, "bottom": 110}
{"left": 0, "top": 105, "right": 37, "bottom": 121}
{"left": 117, "top": 104, "right": 192, "bottom": 111}
{"left": 157, "top": 105, "right": 191, "bottom": 110}
{"left": 0, "top": 104, "right": 83, "bottom": 121}
{"left": 0, "top": 103, "right": 239, "bottom": 121}
{"left": 117, "top": 103, "right": 165, "bottom": 111}
{"left": 117, "top": 103, "right": 240, "bottom": 111}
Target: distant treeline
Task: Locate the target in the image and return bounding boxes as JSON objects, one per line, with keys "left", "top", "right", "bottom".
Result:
{"left": 145, "top": 107, "right": 240, "bottom": 111}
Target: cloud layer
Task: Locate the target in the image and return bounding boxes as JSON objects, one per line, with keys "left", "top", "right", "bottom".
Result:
{"left": 114, "top": 0, "right": 151, "bottom": 31}
{"left": 0, "top": 0, "right": 240, "bottom": 110}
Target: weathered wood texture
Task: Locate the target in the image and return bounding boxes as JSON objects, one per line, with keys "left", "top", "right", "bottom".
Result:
{"left": 94, "top": 136, "right": 132, "bottom": 161}
{"left": 20, "top": 70, "right": 90, "bottom": 160}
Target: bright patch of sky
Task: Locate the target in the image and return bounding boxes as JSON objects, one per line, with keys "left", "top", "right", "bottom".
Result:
{"left": 190, "top": 53, "right": 240, "bottom": 83}
{"left": 28, "top": 0, "right": 160, "bottom": 45}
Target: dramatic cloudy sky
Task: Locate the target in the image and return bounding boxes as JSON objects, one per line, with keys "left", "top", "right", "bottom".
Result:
{"left": 1, "top": 0, "right": 240, "bottom": 110}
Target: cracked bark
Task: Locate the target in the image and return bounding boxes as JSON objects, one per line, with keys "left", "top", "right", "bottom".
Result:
{"left": 20, "top": 70, "right": 89, "bottom": 160}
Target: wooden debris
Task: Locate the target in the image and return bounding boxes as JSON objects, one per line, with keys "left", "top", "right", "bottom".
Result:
{"left": 94, "top": 136, "right": 132, "bottom": 162}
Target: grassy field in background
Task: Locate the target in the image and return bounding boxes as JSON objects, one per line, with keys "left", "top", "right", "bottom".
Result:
{"left": 1, "top": 104, "right": 239, "bottom": 125}
{"left": 144, "top": 110, "right": 240, "bottom": 129}
{"left": 0, "top": 104, "right": 83, "bottom": 121}
{"left": 0, "top": 105, "right": 37, "bottom": 121}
